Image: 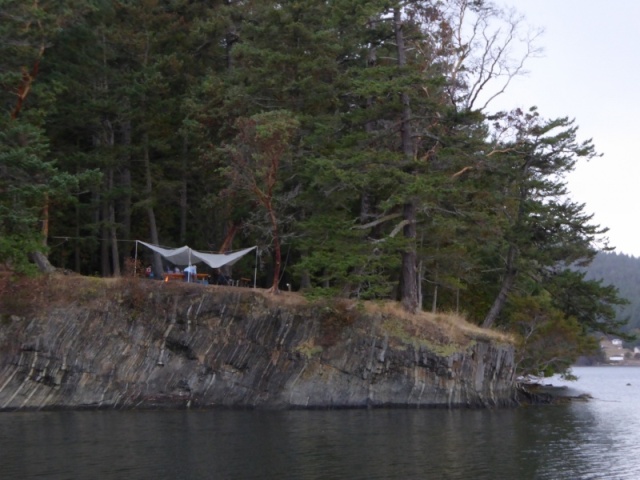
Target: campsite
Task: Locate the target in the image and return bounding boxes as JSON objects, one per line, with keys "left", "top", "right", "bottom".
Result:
{"left": 135, "top": 241, "right": 257, "bottom": 286}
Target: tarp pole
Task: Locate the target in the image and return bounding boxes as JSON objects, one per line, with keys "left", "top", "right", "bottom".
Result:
{"left": 134, "top": 241, "right": 138, "bottom": 277}
{"left": 253, "top": 248, "right": 258, "bottom": 289}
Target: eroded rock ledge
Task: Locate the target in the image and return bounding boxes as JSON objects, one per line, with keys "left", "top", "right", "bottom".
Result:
{"left": 0, "top": 276, "right": 517, "bottom": 410}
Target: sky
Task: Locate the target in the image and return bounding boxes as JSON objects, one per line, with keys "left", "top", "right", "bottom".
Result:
{"left": 488, "top": 1, "right": 640, "bottom": 257}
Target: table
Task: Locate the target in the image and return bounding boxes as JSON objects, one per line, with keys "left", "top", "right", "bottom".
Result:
{"left": 163, "top": 273, "right": 184, "bottom": 282}
{"left": 163, "top": 273, "right": 209, "bottom": 283}
{"left": 194, "top": 273, "right": 209, "bottom": 283}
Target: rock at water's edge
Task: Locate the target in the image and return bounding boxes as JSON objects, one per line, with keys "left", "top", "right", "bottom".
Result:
{"left": 0, "top": 277, "right": 517, "bottom": 410}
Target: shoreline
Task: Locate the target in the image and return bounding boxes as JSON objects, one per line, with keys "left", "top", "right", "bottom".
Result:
{"left": 516, "top": 383, "right": 592, "bottom": 405}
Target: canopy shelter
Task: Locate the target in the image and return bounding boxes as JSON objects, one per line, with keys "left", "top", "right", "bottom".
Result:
{"left": 135, "top": 241, "right": 258, "bottom": 286}
{"left": 137, "top": 241, "right": 256, "bottom": 269}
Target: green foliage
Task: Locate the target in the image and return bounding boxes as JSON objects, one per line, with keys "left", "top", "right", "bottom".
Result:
{"left": 0, "top": 234, "right": 42, "bottom": 275}
{"left": 0, "top": 0, "right": 627, "bottom": 377}
{"left": 0, "top": 91, "right": 77, "bottom": 272}
{"left": 505, "top": 294, "right": 599, "bottom": 377}
{"left": 583, "top": 252, "right": 640, "bottom": 339}
{"left": 478, "top": 109, "right": 614, "bottom": 328}
{"left": 546, "top": 269, "right": 629, "bottom": 338}
{"left": 0, "top": 0, "right": 90, "bottom": 271}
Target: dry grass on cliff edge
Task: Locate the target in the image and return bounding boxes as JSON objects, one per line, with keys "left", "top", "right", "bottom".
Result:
{"left": 0, "top": 273, "right": 512, "bottom": 346}
{"left": 369, "top": 302, "right": 513, "bottom": 345}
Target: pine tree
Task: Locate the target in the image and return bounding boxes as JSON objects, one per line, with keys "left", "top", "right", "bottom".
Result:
{"left": 0, "top": 0, "right": 90, "bottom": 273}
{"left": 479, "top": 108, "right": 612, "bottom": 329}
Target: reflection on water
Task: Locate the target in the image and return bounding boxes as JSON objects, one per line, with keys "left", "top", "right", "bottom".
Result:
{"left": 1, "top": 367, "right": 639, "bottom": 480}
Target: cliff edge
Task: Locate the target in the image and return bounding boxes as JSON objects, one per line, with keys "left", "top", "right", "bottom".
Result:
{"left": 0, "top": 275, "right": 516, "bottom": 410}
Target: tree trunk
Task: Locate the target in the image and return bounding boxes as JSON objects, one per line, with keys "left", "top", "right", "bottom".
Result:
{"left": 120, "top": 118, "right": 132, "bottom": 244}
{"left": 482, "top": 244, "right": 518, "bottom": 328}
{"left": 179, "top": 134, "right": 188, "bottom": 244}
{"left": 483, "top": 159, "right": 531, "bottom": 328}
{"left": 108, "top": 169, "right": 121, "bottom": 276}
{"left": 400, "top": 201, "right": 419, "bottom": 312}
{"left": 395, "top": 8, "right": 420, "bottom": 313}
{"left": 29, "top": 193, "right": 55, "bottom": 273}
{"left": 109, "top": 213, "right": 120, "bottom": 275}
{"left": 267, "top": 201, "right": 281, "bottom": 293}
{"left": 30, "top": 251, "right": 55, "bottom": 273}
{"left": 395, "top": 8, "right": 413, "bottom": 162}
{"left": 74, "top": 202, "right": 81, "bottom": 273}
{"left": 41, "top": 193, "right": 49, "bottom": 246}
{"left": 300, "top": 270, "right": 311, "bottom": 290}
{"left": 120, "top": 168, "right": 131, "bottom": 240}
{"left": 143, "top": 133, "right": 163, "bottom": 276}
{"left": 431, "top": 284, "right": 438, "bottom": 314}
{"left": 418, "top": 259, "right": 424, "bottom": 310}
{"left": 341, "top": 192, "right": 376, "bottom": 297}
{"left": 92, "top": 189, "right": 101, "bottom": 275}
{"left": 100, "top": 189, "right": 110, "bottom": 276}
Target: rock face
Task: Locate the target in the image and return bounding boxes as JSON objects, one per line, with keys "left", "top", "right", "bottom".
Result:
{"left": 0, "top": 277, "right": 516, "bottom": 410}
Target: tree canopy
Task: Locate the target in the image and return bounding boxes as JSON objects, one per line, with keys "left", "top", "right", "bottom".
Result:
{"left": 0, "top": 0, "right": 627, "bottom": 377}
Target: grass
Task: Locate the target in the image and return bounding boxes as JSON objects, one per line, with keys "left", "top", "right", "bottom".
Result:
{"left": 366, "top": 302, "right": 514, "bottom": 344}
{"left": 294, "top": 340, "right": 324, "bottom": 358}
{"left": 0, "top": 273, "right": 514, "bottom": 354}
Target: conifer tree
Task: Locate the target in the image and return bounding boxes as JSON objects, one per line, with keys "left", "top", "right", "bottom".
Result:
{"left": 0, "top": 0, "right": 90, "bottom": 272}
{"left": 480, "top": 108, "right": 608, "bottom": 328}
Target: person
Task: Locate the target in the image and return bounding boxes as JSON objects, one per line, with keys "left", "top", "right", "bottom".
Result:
{"left": 214, "top": 269, "right": 231, "bottom": 286}
{"left": 184, "top": 264, "right": 197, "bottom": 282}
{"left": 145, "top": 266, "right": 152, "bottom": 278}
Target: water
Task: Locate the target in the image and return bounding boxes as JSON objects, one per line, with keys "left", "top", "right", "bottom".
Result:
{"left": 1, "top": 367, "right": 638, "bottom": 479}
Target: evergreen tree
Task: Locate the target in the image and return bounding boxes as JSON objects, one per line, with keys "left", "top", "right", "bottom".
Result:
{"left": 480, "top": 108, "right": 603, "bottom": 328}
{"left": 0, "top": 0, "right": 628, "bottom": 377}
{"left": 0, "top": 0, "right": 90, "bottom": 272}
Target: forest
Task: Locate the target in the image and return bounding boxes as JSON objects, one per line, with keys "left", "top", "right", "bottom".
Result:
{"left": 0, "top": 0, "right": 629, "bottom": 376}
{"left": 585, "top": 252, "right": 640, "bottom": 343}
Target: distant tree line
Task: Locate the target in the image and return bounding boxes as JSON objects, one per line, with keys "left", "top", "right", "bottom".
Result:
{"left": 584, "top": 252, "right": 640, "bottom": 343}
{"left": 0, "top": 0, "right": 628, "bottom": 376}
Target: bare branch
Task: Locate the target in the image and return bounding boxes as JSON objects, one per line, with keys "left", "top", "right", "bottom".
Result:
{"left": 388, "top": 219, "right": 411, "bottom": 239}
{"left": 423, "top": 0, "right": 543, "bottom": 112}
{"left": 372, "top": 219, "right": 412, "bottom": 244}
{"left": 352, "top": 212, "right": 402, "bottom": 230}
{"left": 452, "top": 166, "right": 474, "bottom": 178}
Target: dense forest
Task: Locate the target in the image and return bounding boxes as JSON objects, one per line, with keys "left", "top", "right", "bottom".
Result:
{"left": 0, "top": 0, "right": 629, "bottom": 376}
{"left": 585, "top": 252, "right": 640, "bottom": 342}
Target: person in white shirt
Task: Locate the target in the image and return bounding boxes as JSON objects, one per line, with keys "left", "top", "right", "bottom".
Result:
{"left": 184, "top": 264, "right": 196, "bottom": 282}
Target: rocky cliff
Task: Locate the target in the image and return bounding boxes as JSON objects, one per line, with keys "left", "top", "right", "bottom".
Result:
{"left": 0, "top": 275, "right": 517, "bottom": 410}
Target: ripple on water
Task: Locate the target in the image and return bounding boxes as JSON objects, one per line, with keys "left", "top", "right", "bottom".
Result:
{"left": 1, "top": 367, "right": 639, "bottom": 479}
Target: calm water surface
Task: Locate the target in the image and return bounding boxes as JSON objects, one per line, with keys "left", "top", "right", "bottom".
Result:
{"left": 1, "top": 366, "right": 638, "bottom": 479}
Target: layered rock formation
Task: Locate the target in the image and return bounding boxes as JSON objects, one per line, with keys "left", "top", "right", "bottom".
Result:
{"left": 0, "top": 276, "right": 516, "bottom": 410}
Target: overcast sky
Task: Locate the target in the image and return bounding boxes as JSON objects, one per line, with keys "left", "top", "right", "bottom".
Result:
{"left": 490, "top": 1, "right": 640, "bottom": 257}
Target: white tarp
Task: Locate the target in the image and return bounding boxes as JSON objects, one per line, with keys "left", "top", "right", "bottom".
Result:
{"left": 189, "top": 246, "right": 257, "bottom": 268}
{"left": 138, "top": 241, "right": 256, "bottom": 269}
